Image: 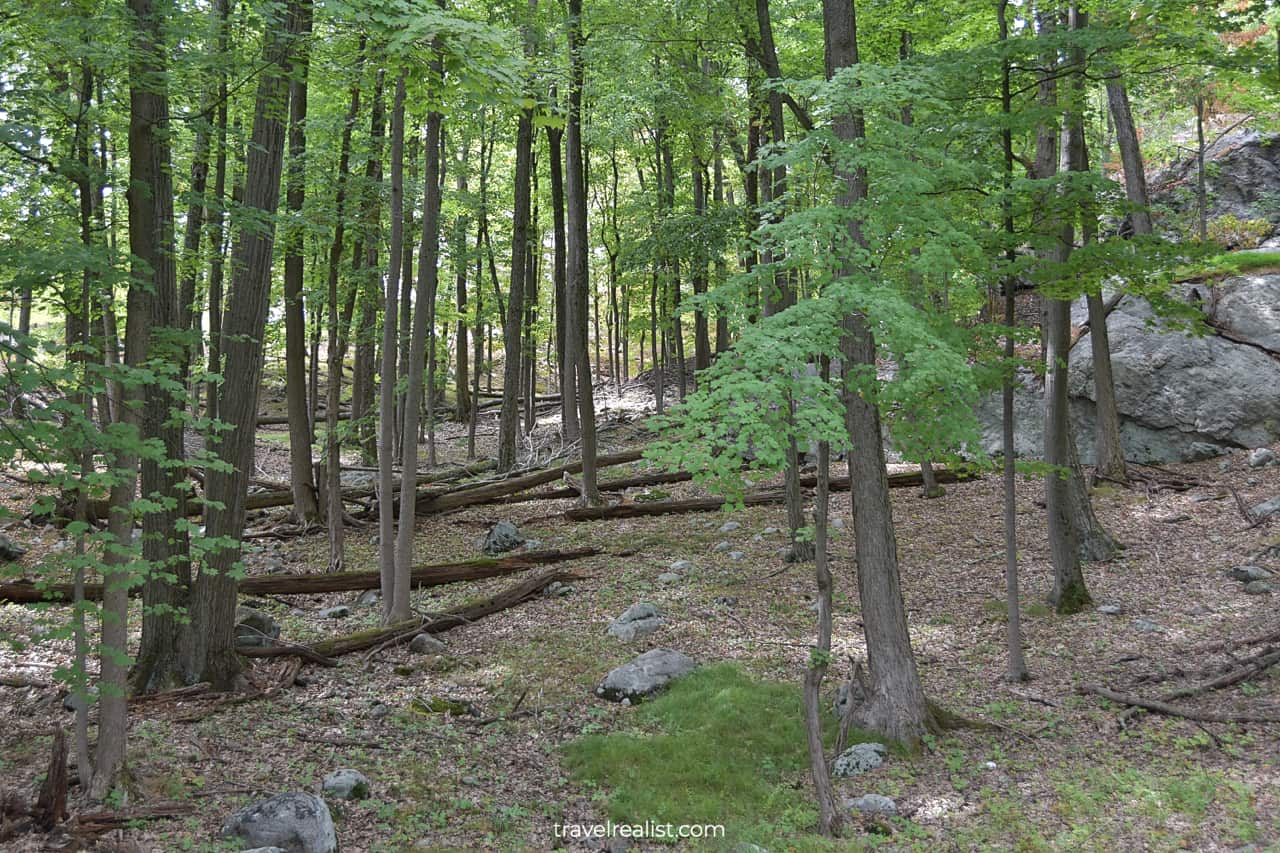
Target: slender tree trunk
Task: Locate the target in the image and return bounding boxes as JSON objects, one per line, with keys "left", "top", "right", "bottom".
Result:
{"left": 188, "top": 0, "right": 298, "bottom": 690}
{"left": 205, "top": 4, "right": 231, "bottom": 421}
{"left": 548, "top": 122, "right": 577, "bottom": 440}
{"left": 498, "top": 105, "right": 533, "bottom": 470}
{"left": 997, "top": 0, "right": 1029, "bottom": 682}
{"left": 352, "top": 71, "right": 386, "bottom": 466}
{"left": 282, "top": 0, "right": 320, "bottom": 525}
{"left": 454, "top": 140, "right": 471, "bottom": 422}
{"left": 1105, "top": 80, "right": 1153, "bottom": 236}
{"left": 1195, "top": 93, "right": 1207, "bottom": 242}
{"left": 379, "top": 73, "right": 406, "bottom": 622}
{"left": 324, "top": 50, "right": 364, "bottom": 573}
{"left": 393, "top": 94, "right": 444, "bottom": 623}
{"left": 567, "top": 0, "right": 599, "bottom": 502}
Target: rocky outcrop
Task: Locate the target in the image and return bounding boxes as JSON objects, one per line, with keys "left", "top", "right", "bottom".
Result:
{"left": 1151, "top": 129, "right": 1280, "bottom": 233}
{"left": 978, "top": 276, "right": 1280, "bottom": 462}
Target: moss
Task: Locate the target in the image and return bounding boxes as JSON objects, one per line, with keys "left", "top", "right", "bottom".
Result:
{"left": 1052, "top": 580, "right": 1093, "bottom": 616}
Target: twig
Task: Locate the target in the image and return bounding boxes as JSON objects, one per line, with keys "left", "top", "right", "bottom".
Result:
{"left": 1079, "top": 683, "right": 1280, "bottom": 723}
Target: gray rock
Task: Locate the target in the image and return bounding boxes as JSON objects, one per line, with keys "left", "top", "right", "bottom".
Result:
{"left": 544, "top": 580, "right": 574, "bottom": 597}
{"left": 830, "top": 517, "right": 846, "bottom": 530}
{"left": 728, "top": 551, "right": 745, "bottom": 561}
{"left": 1249, "top": 447, "right": 1277, "bottom": 469}
{"left": 1229, "top": 565, "right": 1273, "bottom": 583}
{"left": 845, "top": 794, "right": 897, "bottom": 816}
{"left": 1251, "top": 495, "right": 1280, "bottom": 519}
{"left": 479, "top": 520, "right": 524, "bottom": 555}
{"left": 409, "top": 634, "right": 446, "bottom": 654}
{"left": 733, "top": 845, "right": 772, "bottom": 853}
{"left": 354, "top": 589, "right": 381, "bottom": 606}
{"left": 369, "top": 702, "right": 390, "bottom": 720}
{"left": 712, "top": 541, "right": 731, "bottom": 553}
{"left": 321, "top": 768, "right": 370, "bottom": 801}
{"left": 240, "top": 847, "right": 287, "bottom": 853}
{"left": 669, "top": 559, "right": 694, "bottom": 572}
{"left": 235, "top": 606, "right": 281, "bottom": 648}
{"left": 714, "top": 595, "right": 738, "bottom": 608}
{"left": 221, "top": 792, "right": 337, "bottom": 853}
{"left": 1132, "top": 618, "right": 1165, "bottom": 633}
{"left": 1243, "top": 580, "right": 1275, "bottom": 595}
{"left": 0, "top": 534, "right": 27, "bottom": 562}
{"left": 318, "top": 606, "right": 350, "bottom": 619}
{"left": 524, "top": 538, "right": 542, "bottom": 551}
{"left": 833, "top": 742, "right": 887, "bottom": 777}
{"left": 1151, "top": 129, "right": 1280, "bottom": 230}
{"left": 762, "top": 527, "right": 780, "bottom": 535}
{"left": 596, "top": 649, "right": 696, "bottom": 702}
{"left": 606, "top": 602, "right": 665, "bottom": 642}
{"left": 1097, "top": 604, "right": 1124, "bottom": 615}
{"left": 719, "top": 520, "right": 742, "bottom": 534}
{"left": 656, "top": 572, "right": 682, "bottom": 584}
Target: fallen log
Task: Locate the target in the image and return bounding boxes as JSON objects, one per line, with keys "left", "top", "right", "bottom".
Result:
{"left": 0, "top": 548, "right": 598, "bottom": 605}
{"left": 412, "top": 449, "right": 645, "bottom": 515}
{"left": 240, "top": 566, "right": 577, "bottom": 660}
{"left": 563, "top": 469, "right": 975, "bottom": 521}
{"left": 71, "top": 802, "right": 194, "bottom": 836}
{"left": 1078, "top": 683, "right": 1280, "bottom": 724}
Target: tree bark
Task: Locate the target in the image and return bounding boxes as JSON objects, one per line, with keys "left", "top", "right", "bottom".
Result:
{"left": 188, "top": 1, "right": 299, "bottom": 690}
{"left": 1104, "top": 80, "right": 1153, "bottom": 236}
{"left": 498, "top": 101, "right": 534, "bottom": 471}
{"left": 547, "top": 119, "right": 577, "bottom": 440}
{"left": 282, "top": 0, "right": 321, "bottom": 526}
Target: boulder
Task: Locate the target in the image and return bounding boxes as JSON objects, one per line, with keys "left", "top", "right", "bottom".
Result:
{"left": 596, "top": 649, "right": 696, "bottom": 702}
{"left": 1251, "top": 496, "right": 1280, "bottom": 520}
{"left": 845, "top": 794, "right": 897, "bottom": 816}
{"left": 833, "top": 742, "right": 887, "bottom": 777}
{"left": 977, "top": 285, "right": 1280, "bottom": 463}
{"left": 321, "top": 768, "right": 371, "bottom": 801}
{"left": 318, "top": 606, "right": 349, "bottom": 619}
{"left": 408, "top": 634, "right": 446, "bottom": 655}
{"left": 606, "top": 602, "right": 665, "bottom": 642}
{"left": 0, "top": 534, "right": 26, "bottom": 562}
{"left": 1151, "top": 129, "right": 1280, "bottom": 230}
{"left": 718, "top": 521, "right": 742, "bottom": 534}
{"left": 221, "top": 792, "right": 337, "bottom": 853}
{"left": 234, "top": 607, "right": 281, "bottom": 648}
{"left": 1228, "top": 565, "right": 1272, "bottom": 583}
{"left": 1243, "top": 580, "right": 1274, "bottom": 595}
{"left": 1215, "top": 277, "right": 1280, "bottom": 355}
{"left": 656, "top": 572, "right": 682, "bottom": 585}
{"left": 479, "top": 520, "right": 524, "bottom": 555}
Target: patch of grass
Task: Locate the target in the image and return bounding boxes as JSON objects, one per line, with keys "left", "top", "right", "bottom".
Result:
{"left": 1176, "top": 249, "right": 1280, "bottom": 282}
{"left": 562, "top": 663, "right": 875, "bottom": 847}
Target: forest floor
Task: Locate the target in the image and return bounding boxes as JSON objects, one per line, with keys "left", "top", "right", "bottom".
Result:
{"left": 2, "top": 386, "right": 1279, "bottom": 852}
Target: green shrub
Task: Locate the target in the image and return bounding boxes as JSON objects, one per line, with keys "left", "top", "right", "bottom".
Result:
{"left": 1206, "top": 214, "right": 1273, "bottom": 249}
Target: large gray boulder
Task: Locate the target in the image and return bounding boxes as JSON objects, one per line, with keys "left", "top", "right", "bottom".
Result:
{"left": 977, "top": 284, "right": 1280, "bottom": 463}
{"left": 1213, "top": 274, "right": 1280, "bottom": 354}
{"left": 1151, "top": 129, "right": 1280, "bottom": 231}
{"left": 833, "top": 742, "right": 887, "bottom": 777}
{"left": 479, "top": 520, "right": 524, "bottom": 555}
{"left": 221, "top": 792, "right": 337, "bottom": 853}
{"left": 596, "top": 649, "right": 696, "bottom": 703}
{"left": 234, "top": 606, "right": 281, "bottom": 649}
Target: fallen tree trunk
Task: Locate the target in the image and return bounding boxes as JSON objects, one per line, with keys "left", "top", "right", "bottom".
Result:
{"left": 1078, "top": 683, "right": 1280, "bottom": 724}
{"left": 240, "top": 567, "right": 577, "bottom": 660}
{"left": 412, "top": 449, "right": 644, "bottom": 515}
{"left": 0, "top": 548, "right": 597, "bottom": 605}
{"left": 563, "top": 469, "right": 975, "bottom": 521}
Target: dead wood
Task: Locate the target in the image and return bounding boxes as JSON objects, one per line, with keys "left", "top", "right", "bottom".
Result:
{"left": 564, "top": 469, "right": 975, "bottom": 521}
{"left": 0, "top": 548, "right": 598, "bottom": 605}
{"left": 71, "top": 802, "right": 193, "bottom": 836}
{"left": 32, "top": 728, "right": 67, "bottom": 830}
{"left": 239, "top": 567, "right": 577, "bottom": 661}
{"left": 1078, "top": 683, "right": 1280, "bottom": 723}
{"left": 1160, "top": 648, "right": 1280, "bottom": 702}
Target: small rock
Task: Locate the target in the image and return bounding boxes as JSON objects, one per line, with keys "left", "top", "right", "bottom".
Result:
{"left": 354, "top": 589, "right": 380, "bottom": 606}
{"left": 1247, "top": 477, "right": 1261, "bottom": 487}
{"left": 544, "top": 581, "right": 574, "bottom": 597}
{"left": 728, "top": 551, "right": 745, "bottom": 561}
{"left": 523, "top": 538, "right": 542, "bottom": 551}
{"left": 369, "top": 702, "right": 391, "bottom": 720}
{"left": 719, "top": 520, "right": 742, "bottom": 534}
{"left": 235, "top": 606, "right": 281, "bottom": 648}
{"left": 1132, "top": 618, "right": 1165, "bottom": 633}
{"left": 656, "top": 572, "right": 682, "bottom": 584}
{"left": 712, "top": 541, "right": 731, "bottom": 553}
{"left": 733, "top": 845, "right": 771, "bottom": 853}
{"left": 479, "top": 520, "right": 524, "bottom": 555}
{"left": 606, "top": 602, "right": 665, "bottom": 642}
{"left": 409, "top": 634, "right": 447, "bottom": 654}
{"left": 0, "top": 534, "right": 27, "bottom": 562}
{"left": 669, "top": 559, "right": 694, "bottom": 572}
{"left": 775, "top": 547, "right": 793, "bottom": 561}
{"left": 845, "top": 793, "right": 897, "bottom": 816}
{"left": 596, "top": 649, "right": 696, "bottom": 702}
{"left": 1251, "top": 495, "right": 1280, "bottom": 519}
{"left": 318, "top": 606, "right": 350, "bottom": 619}
{"left": 1249, "top": 448, "right": 1276, "bottom": 468}
{"left": 1097, "top": 604, "right": 1124, "bottom": 615}
{"left": 1219, "top": 461, "right": 1232, "bottom": 473}
{"left": 762, "top": 527, "right": 779, "bottom": 535}
{"left": 714, "top": 595, "right": 738, "bottom": 608}
{"left": 221, "top": 792, "right": 337, "bottom": 853}
{"left": 833, "top": 742, "right": 887, "bottom": 777}
{"left": 240, "top": 847, "right": 287, "bottom": 853}
{"left": 1229, "top": 565, "right": 1273, "bottom": 583}
{"left": 1157, "top": 514, "right": 1191, "bottom": 524}
{"left": 321, "top": 768, "right": 370, "bottom": 801}
{"left": 831, "top": 517, "right": 846, "bottom": 530}
{"left": 1243, "top": 580, "right": 1274, "bottom": 595}
{"left": 751, "top": 534, "right": 764, "bottom": 542}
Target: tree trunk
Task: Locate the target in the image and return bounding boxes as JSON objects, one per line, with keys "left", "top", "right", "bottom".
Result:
{"left": 352, "top": 70, "right": 386, "bottom": 466}
{"left": 188, "top": 1, "right": 298, "bottom": 691}
{"left": 324, "top": 49, "right": 364, "bottom": 574}
{"left": 498, "top": 104, "right": 534, "bottom": 471}
{"left": 567, "top": 0, "right": 600, "bottom": 504}
{"left": 998, "top": 0, "right": 1029, "bottom": 683}
{"left": 1104, "top": 80, "right": 1153, "bottom": 236}
{"left": 454, "top": 140, "right": 471, "bottom": 422}
{"left": 282, "top": 0, "right": 321, "bottom": 526}
{"left": 378, "top": 72, "right": 406, "bottom": 623}
{"left": 823, "top": 0, "right": 934, "bottom": 746}
{"left": 393, "top": 90, "right": 444, "bottom": 623}
{"left": 548, "top": 120, "right": 576, "bottom": 440}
